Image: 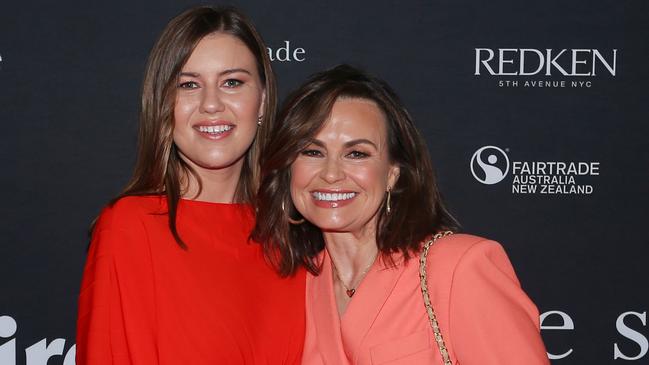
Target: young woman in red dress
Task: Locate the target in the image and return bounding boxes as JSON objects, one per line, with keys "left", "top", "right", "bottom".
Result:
{"left": 76, "top": 6, "right": 305, "bottom": 364}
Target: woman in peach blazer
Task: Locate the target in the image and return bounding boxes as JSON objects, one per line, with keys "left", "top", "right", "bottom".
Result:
{"left": 302, "top": 235, "right": 547, "bottom": 364}
{"left": 253, "top": 65, "right": 549, "bottom": 365}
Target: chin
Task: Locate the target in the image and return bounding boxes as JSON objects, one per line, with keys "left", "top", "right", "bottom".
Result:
{"left": 195, "top": 154, "right": 246, "bottom": 170}
{"left": 307, "top": 218, "right": 353, "bottom": 232}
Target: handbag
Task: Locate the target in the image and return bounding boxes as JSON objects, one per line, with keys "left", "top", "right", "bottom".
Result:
{"left": 419, "top": 231, "right": 455, "bottom": 365}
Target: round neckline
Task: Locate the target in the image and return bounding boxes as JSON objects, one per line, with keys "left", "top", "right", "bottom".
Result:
{"left": 179, "top": 198, "right": 247, "bottom": 207}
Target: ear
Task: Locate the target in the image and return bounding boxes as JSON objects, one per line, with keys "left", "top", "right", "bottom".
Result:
{"left": 387, "top": 164, "right": 400, "bottom": 191}
{"left": 257, "top": 88, "right": 267, "bottom": 121}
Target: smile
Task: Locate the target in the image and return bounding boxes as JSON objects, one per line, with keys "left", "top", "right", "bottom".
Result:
{"left": 311, "top": 192, "right": 357, "bottom": 201}
{"left": 196, "top": 125, "right": 234, "bottom": 134}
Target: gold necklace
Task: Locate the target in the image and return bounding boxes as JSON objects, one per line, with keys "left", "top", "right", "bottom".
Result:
{"left": 331, "top": 254, "right": 378, "bottom": 297}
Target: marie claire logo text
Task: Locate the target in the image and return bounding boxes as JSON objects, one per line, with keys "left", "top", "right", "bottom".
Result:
{"left": 541, "top": 310, "right": 648, "bottom": 361}
{"left": 474, "top": 48, "right": 617, "bottom": 88}
{"left": 470, "top": 145, "right": 600, "bottom": 195}
{"left": 0, "top": 315, "right": 75, "bottom": 365}
{"left": 2, "top": 310, "right": 646, "bottom": 363}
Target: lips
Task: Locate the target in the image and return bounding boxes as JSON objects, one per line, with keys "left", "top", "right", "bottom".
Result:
{"left": 193, "top": 121, "right": 235, "bottom": 140}
{"left": 197, "top": 125, "right": 232, "bottom": 133}
{"left": 310, "top": 190, "right": 357, "bottom": 208}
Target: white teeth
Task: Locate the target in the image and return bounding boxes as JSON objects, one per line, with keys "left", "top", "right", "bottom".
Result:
{"left": 197, "top": 125, "right": 233, "bottom": 133}
{"left": 312, "top": 192, "right": 357, "bottom": 201}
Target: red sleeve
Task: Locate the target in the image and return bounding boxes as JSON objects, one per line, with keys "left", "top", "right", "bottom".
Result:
{"left": 449, "top": 240, "right": 549, "bottom": 365}
{"left": 76, "top": 202, "right": 159, "bottom": 365}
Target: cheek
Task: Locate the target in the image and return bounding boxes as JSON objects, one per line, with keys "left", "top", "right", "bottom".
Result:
{"left": 290, "top": 161, "right": 316, "bottom": 201}
{"left": 290, "top": 162, "right": 309, "bottom": 191}
{"left": 351, "top": 164, "right": 389, "bottom": 194}
{"left": 226, "top": 91, "right": 262, "bottom": 120}
{"left": 174, "top": 96, "right": 197, "bottom": 126}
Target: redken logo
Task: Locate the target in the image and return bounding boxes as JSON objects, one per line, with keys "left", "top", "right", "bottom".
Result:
{"left": 474, "top": 48, "right": 617, "bottom": 88}
{"left": 474, "top": 48, "right": 617, "bottom": 76}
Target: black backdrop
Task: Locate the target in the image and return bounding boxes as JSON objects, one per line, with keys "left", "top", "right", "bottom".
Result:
{"left": 1, "top": 1, "right": 648, "bottom": 364}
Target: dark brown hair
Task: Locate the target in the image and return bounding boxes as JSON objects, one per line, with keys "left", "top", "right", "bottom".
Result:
{"left": 110, "top": 6, "right": 276, "bottom": 248}
{"left": 252, "top": 64, "right": 457, "bottom": 276}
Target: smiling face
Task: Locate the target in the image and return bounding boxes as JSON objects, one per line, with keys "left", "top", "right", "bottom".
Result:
{"left": 290, "top": 98, "right": 400, "bottom": 235}
{"left": 173, "top": 32, "right": 265, "bottom": 176}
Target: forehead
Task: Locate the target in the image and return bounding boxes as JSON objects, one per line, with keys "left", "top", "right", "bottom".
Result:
{"left": 182, "top": 32, "right": 258, "bottom": 72}
{"left": 316, "top": 98, "right": 388, "bottom": 144}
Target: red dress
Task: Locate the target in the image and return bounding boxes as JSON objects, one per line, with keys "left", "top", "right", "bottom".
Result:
{"left": 76, "top": 196, "right": 306, "bottom": 364}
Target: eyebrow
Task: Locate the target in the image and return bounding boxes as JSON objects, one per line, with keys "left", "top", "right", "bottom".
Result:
{"left": 179, "top": 68, "right": 252, "bottom": 78}
{"left": 309, "top": 138, "right": 378, "bottom": 149}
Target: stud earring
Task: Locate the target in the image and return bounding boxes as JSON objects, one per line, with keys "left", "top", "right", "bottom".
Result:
{"left": 257, "top": 115, "right": 263, "bottom": 126}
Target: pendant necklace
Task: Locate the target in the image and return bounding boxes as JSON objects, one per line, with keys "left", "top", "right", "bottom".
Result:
{"left": 331, "top": 254, "right": 378, "bottom": 298}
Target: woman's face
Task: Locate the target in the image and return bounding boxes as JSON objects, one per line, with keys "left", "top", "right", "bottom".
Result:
{"left": 290, "top": 98, "right": 399, "bottom": 235}
{"left": 173, "top": 32, "right": 264, "bottom": 173}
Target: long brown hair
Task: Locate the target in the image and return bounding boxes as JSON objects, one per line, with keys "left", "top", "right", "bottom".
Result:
{"left": 252, "top": 64, "right": 458, "bottom": 276}
{"left": 109, "top": 6, "right": 276, "bottom": 248}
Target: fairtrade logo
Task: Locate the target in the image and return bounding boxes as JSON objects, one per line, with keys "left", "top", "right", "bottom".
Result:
{"left": 266, "top": 41, "right": 305, "bottom": 62}
{"left": 470, "top": 146, "right": 510, "bottom": 185}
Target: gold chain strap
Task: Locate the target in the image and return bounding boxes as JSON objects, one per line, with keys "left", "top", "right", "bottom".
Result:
{"left": 419, "top": 231, "right": 454, "bottom": 365}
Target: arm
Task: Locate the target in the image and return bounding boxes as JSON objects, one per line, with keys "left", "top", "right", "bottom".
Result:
{"left": 76, "top": 204, "right": 158, "bottom": 365}
{"left": 449, "top": 240, "right": 549, "bottom": 365}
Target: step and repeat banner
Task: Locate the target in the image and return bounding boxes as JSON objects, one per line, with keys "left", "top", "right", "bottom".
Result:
{"left": 1, "top": 1, "right": 647, "bottom": 364}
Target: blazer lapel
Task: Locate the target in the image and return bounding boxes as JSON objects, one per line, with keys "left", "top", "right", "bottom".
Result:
{"left": 309, "top": 251, "right": 349, "bottom": 364}
{"left": 339, "top": 255, "right": 406, "bottom": 363}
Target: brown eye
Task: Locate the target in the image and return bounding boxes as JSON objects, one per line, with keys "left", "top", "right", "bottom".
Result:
{"left": 178, "top": 81, "right": 199, "bottom": 89}
{"left": 347, "top": 151, "right": 369, "bottom": 159}
{"left": 223, "top": 79, "right": 243, "bottom": 88}
{"left": 301, "top": 149, "right": 323, "bottom": 157}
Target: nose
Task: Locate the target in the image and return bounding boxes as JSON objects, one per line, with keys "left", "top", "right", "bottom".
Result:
{"left": 320, "top": 156, "right": 345, "bottom": 183}
{"left": 199, "top": 87, "right": 225, "bottom": 114}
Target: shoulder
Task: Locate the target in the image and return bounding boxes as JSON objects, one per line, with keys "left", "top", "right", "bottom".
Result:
{"left": 426, "top": 233, "right": 517, "bottom": 284}
{"left": 90, "top": 195, "right": 165, "bottom": 256}
{"left": 435, "top": 236, "right": 546, "bottom": 363}
{"left": 94, "top": 195, "right": 165, "bottom": 232}
{"left": 428, "top": 233, "right": 504, "bottom": 262}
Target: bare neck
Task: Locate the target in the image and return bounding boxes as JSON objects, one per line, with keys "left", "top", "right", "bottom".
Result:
{"left": 181, "top": 159, "right": 245, "bottom": 203}
{"left": 324, "top": 227, "right": 379, "bottom": 316}
{"left": 324, "top": 228, "right": 379, "bottom": 284}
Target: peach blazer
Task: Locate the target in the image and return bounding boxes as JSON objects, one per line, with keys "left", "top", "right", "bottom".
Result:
{"left": 302, "top": 234, "right": 549, "bottom": 365}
